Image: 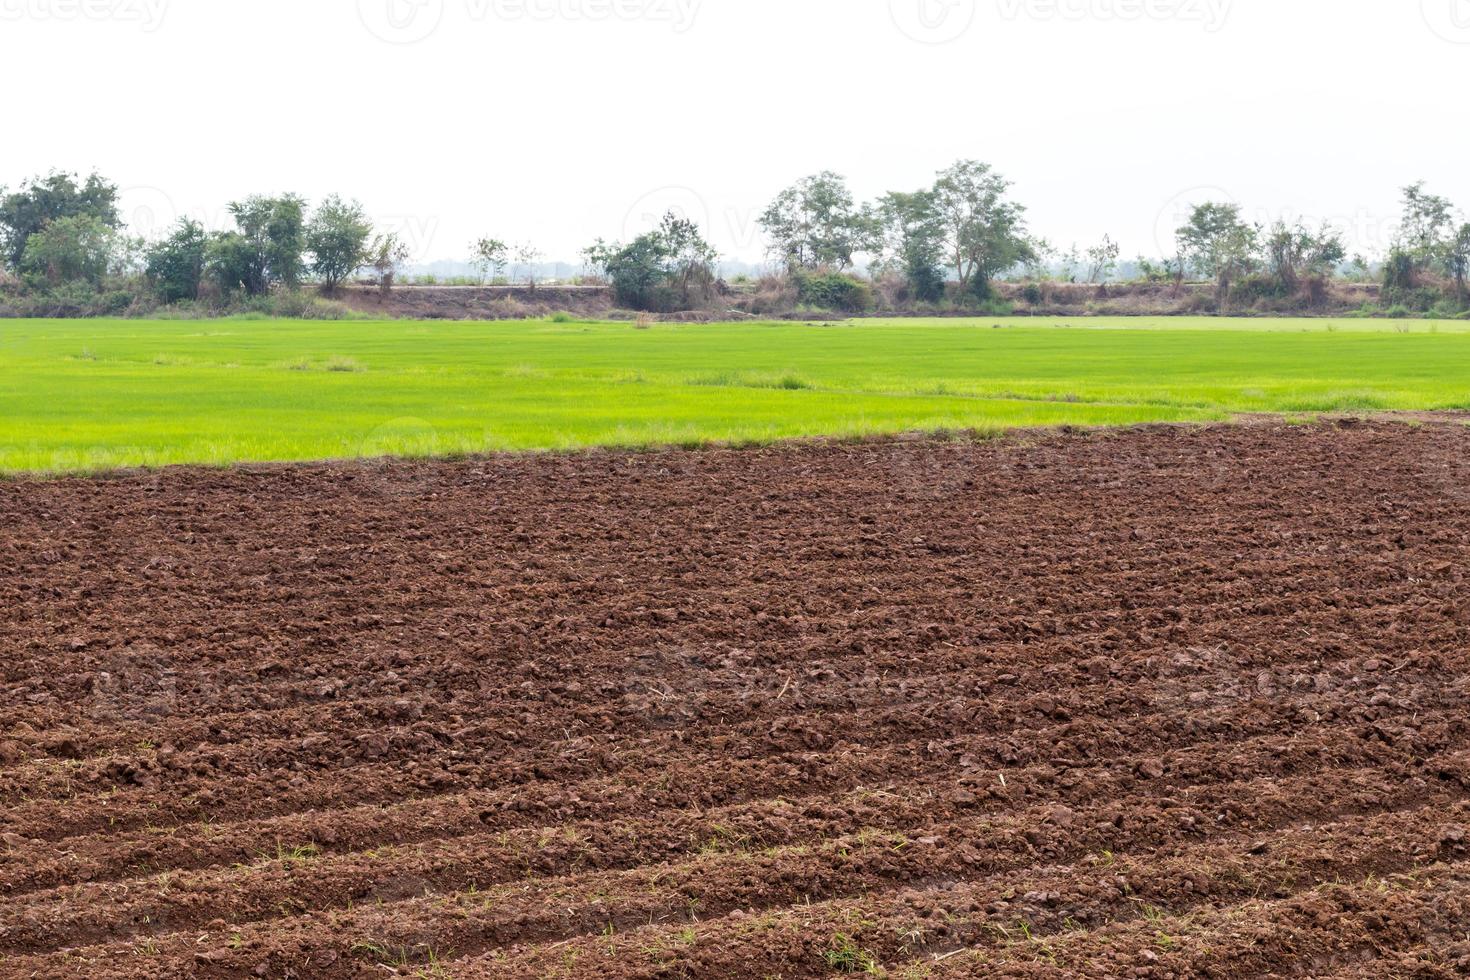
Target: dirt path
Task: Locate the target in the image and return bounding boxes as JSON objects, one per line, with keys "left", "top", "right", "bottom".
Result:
{"left": 2, "top": 420, "right": 1468, "bottom": 978}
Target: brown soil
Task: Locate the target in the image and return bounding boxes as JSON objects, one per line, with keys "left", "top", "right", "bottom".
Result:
{"left": 2, "top": 420, "right": 1469, "bottom": 978}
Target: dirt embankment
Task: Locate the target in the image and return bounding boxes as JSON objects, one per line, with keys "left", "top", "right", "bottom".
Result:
{"left": 330, "top": 279, "right": 1383, "bottom": 320}
{"left": 989, "top": 279, "right": 1383, "bottom": 317}
{"left": 2, "top": 421, "right": 1469, "bottom": 977}
{"left": 332, "top": 284, "right": 616, "bottom": 319}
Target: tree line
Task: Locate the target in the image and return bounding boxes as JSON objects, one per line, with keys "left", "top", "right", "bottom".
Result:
{"left": 742, "top": 165, "right": 1467, "bottom": 314}
{"left": 1, "top": 166, "right": 1466, "bottom": 317}
{"left": 0, "top": 174, "right": 420, "bottom": 305}
{"left": 580, "top": 163, "right": 1469, "bottom": 315}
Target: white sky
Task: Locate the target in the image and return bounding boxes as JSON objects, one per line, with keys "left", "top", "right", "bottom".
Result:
{"left": 3, "top": 0, "right": 1467, "bottom": 265}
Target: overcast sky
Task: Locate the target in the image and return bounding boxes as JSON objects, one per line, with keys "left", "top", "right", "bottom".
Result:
{"left": 4, "top": 0, "right": 1467, "bottom": 265}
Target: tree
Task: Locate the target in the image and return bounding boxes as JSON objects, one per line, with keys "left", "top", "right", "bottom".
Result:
{"left": 1057, "top": 244, "right": 1083, "bottom": 282}
{"left": 515, "top": 243, "right": 543, "bottom": 288}
{"left": 224, "top": 194, "right": 307, "bottom": 294}
{"left": 145, "top": 218, "right": 208, "bottom": 303}
{"left": 1397, "top": 181, "right": 1455, "bottom": 272}
{"left": 930, "top": 160, "right": 1036, "bottom": 297}
{"left": 0, "top": 170, "right": 120, "bottom": 269}
{"left": 1135, "top": 254, "right": 1186, "bottom": 285}
{"left": 471, "top": 237, "right": 509, "bottom": 284}
{"left": 204, "top": 231, "right": 254, "bottom": 295}
{"left": 600, "top": 234, "right": 667, "bottom": 309}
{"left": 1022, "top": 239, "right": 1057, "bottom": 281}
{"left": 366, "top": 232, "right": 410, "bottom": 294}
{"left": 657, "top": 212, "right": 719, "bottom": 306}
{"left": 581, "top": 239, "right": 617, "bottom": 281}
{"left": 1263, "top": 220, "right": 1345, "bottom": 291}
{"left": 1084, "top": 235, "right": 1120, "bottom": 284}
{"left": 1449, "top": 224, "right": 1470, "bottom": 301}
{"left": 19, "top": 214, "right": 117, "bottom": 286}
{"left": 1342, "top": 254, "right": 1374, "bottom": 283}
{"left": 306, "top": 195, "right": 372, "bottom": 290}
{"left": 1176, "top": 202, "right": 1259, "bottom": 300}
{"left": 1381, "top": 247, "right": 1417, "bottom": 296}
{"left": 759, "top": 171, "right": 878, "bottom": 272}
{"left": 876, "top": 190, "right": 946, "bottom": 302}
{"left": 589, "top": 211, "right": 718, "bottom": 311}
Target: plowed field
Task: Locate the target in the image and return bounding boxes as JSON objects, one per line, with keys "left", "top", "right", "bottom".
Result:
{"left": 3, "top": 420, "right": 1469, "bottom": 978}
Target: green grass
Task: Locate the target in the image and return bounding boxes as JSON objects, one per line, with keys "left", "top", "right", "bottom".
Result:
{"left": 2, "top": 315, "right": 1469, "bottom": 475}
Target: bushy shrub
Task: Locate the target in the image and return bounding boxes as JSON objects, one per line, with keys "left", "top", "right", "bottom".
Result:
{"left": 1229, "top": 273, "right": 1289, "bottom": 305}
{"left": 0, "top": 280, "right": 118, "bottom": 316}
{"left": 1381, "top": 286, "right": 1442, "bottom": 313}
{"left": 909, "top": 263, "right": 947, "bottom": 304}
{"left": 1302, "top": 275, "right": 1329, "bottom": 307}
{"left": 966, "top": 296, "right": 1015, "bottom": 316}
{"left": 266, "top": 291, "right": 366, "bottom": 320}
{"left": 1182, "top": 292, "right": 1214, "bottom": 313}
{"left": 740, "top": 274, "right": 799, "bottom": 316}
{"left": 586, "top": 212, "right": 718, "bottom": 313}
{"left": 793, "top": 272, "right": 873, "bottom": 312}
{"left": 1381, "top": 248, "right": 1417, "bottom": 295}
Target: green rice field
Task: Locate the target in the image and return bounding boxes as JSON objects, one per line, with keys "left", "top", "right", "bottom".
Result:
{"left": 3, "top": 315, "right": 1468, "bottom": 475}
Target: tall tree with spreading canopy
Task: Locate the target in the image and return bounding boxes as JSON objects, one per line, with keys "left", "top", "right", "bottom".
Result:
{"left": 759, "top": 171, "right": 878, "bottom": 272}
{"left": 216, "top": 194, "right": 308, "bottom": 295}
{"left": 1397, "top": 181, "right": 1456, "bottom": 271}
{"left": 1176, "top": 202, "right": 1259, "bottom": 303}
{"left": 306, "top": 195, "right": 373, "bottom": 290}
{"left": 876, "top": 190, "right": 947, "bottom": 302}
{"left": 930, "top": 160, "right": 1035, "bottom": 297}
